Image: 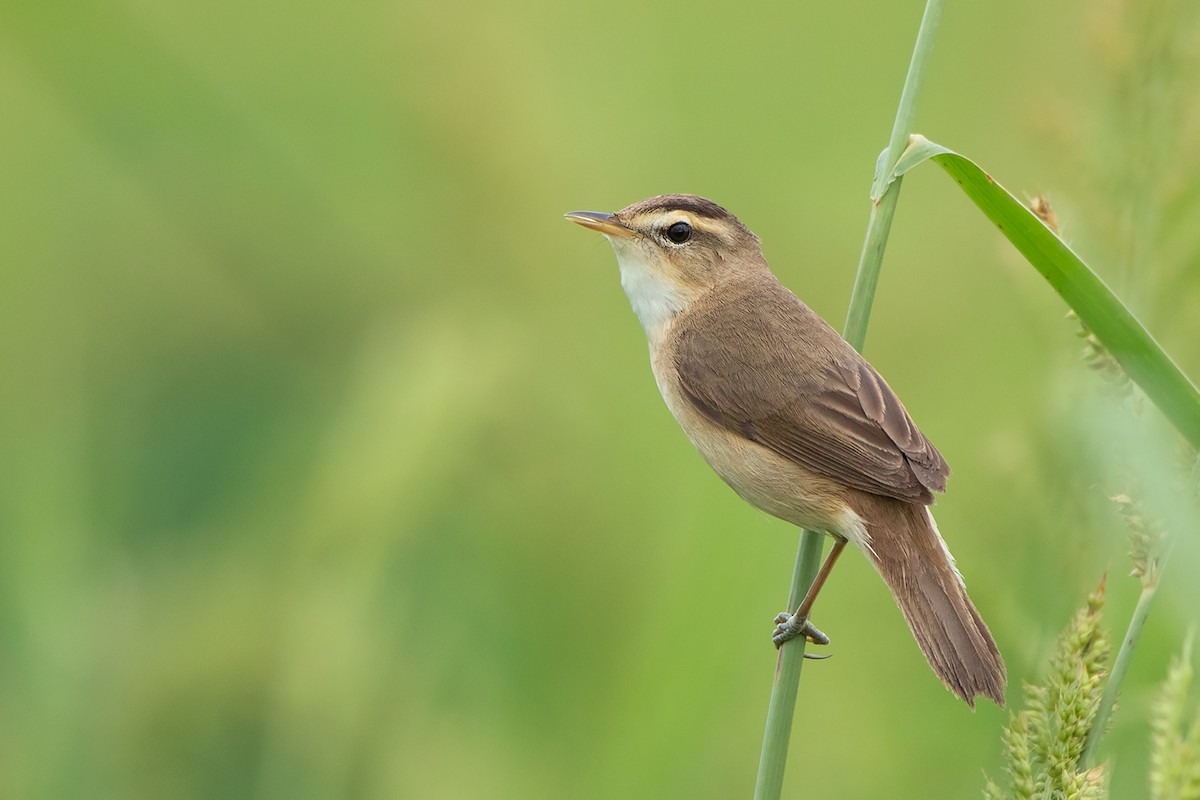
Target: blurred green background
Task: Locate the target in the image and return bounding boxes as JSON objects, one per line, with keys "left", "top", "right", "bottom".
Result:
{"left": 2, "top": 0, "right": 1198, "bottom": 797}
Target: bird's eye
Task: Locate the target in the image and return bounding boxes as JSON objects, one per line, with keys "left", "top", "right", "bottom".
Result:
{"left": 665, "top": 221, "right": 692, "bottom": 244}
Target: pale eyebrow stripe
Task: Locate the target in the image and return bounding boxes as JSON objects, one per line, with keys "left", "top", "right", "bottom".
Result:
{"left": 626, "top": 211, "right": 737, "bottom": 246}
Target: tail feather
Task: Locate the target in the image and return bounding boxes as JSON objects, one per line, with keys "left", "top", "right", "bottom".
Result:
{"left": 853, "top": 493, "right": 1006, "bottom": 708}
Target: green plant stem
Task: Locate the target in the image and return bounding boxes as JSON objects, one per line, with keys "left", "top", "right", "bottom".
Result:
{"left": 752, "top": 2, "right": 942, "bottom": 798}
{"left": 846, "top": 0, "right": 941, "bottom": 347}
{"left": 844, "top": 188, "right": 902, "bottom": 350}
{"left": 1080, "top": 454, "right": 1197, "bottom": 770}
{"left": 1079, "top": 573, "right": 1162, "bottom": 770}
{"left": 752, "top": 533, "right": 825, "bottom": 800}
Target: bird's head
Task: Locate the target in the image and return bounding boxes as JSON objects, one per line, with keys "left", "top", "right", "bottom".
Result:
{"left": 565, "top": 194, "right": 765, "bottom": 335}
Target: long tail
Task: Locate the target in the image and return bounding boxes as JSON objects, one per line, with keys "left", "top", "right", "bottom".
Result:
{"left": 854, "top": 493, "right": 1006, "bottom": 708}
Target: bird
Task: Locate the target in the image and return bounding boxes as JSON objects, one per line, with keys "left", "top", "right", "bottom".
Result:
{"left": 565, "top": 194, "right": 1005, "bottom": 707}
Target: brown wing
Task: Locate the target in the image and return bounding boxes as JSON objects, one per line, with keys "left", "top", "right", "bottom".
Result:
{"left": 673, "top": 283, "right": 948, "bottom": 505}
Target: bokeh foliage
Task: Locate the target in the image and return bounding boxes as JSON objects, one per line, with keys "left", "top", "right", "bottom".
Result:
{"left": 1, "top": 0, "right": 1198, "bottom": 798}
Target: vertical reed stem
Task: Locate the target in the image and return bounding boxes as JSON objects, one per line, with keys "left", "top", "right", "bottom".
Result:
{"left": 752, "top": 2, "right": 943, "bottom": 797}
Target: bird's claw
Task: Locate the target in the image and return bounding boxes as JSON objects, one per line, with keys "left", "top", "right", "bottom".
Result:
{"left": 772, "top": 611, "right": 831, "bottom": 655}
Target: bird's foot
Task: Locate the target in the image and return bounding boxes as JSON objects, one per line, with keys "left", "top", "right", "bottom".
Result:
{"left": 773, "top": 611, "right": 831, "bottom": 656}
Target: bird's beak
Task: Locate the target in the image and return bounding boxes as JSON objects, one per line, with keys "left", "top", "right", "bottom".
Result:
{"left": 564, "top": 210, "right": 638, "bottom": 239}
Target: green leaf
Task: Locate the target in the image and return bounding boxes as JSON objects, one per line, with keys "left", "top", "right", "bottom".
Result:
{"left": 886, "top": 135, "right": 1200, "bottom": 451}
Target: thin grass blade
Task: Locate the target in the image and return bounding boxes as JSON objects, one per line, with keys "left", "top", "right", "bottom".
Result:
{"left": 889, "top": 135, "right": 1200, "bottom": 451}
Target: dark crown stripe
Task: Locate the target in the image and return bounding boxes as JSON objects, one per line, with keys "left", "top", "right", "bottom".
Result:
{"left": 635, "top": 194, "right": 733, "bottom": 221}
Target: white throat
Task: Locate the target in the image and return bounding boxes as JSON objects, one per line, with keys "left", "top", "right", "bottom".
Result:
{"left": 609, "top": 238, "right": 689, "bottom": 340}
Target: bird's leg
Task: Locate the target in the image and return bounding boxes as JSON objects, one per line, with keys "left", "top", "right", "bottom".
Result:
{"left": 772, "top": 537, "right": 847, "bottom": 650}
